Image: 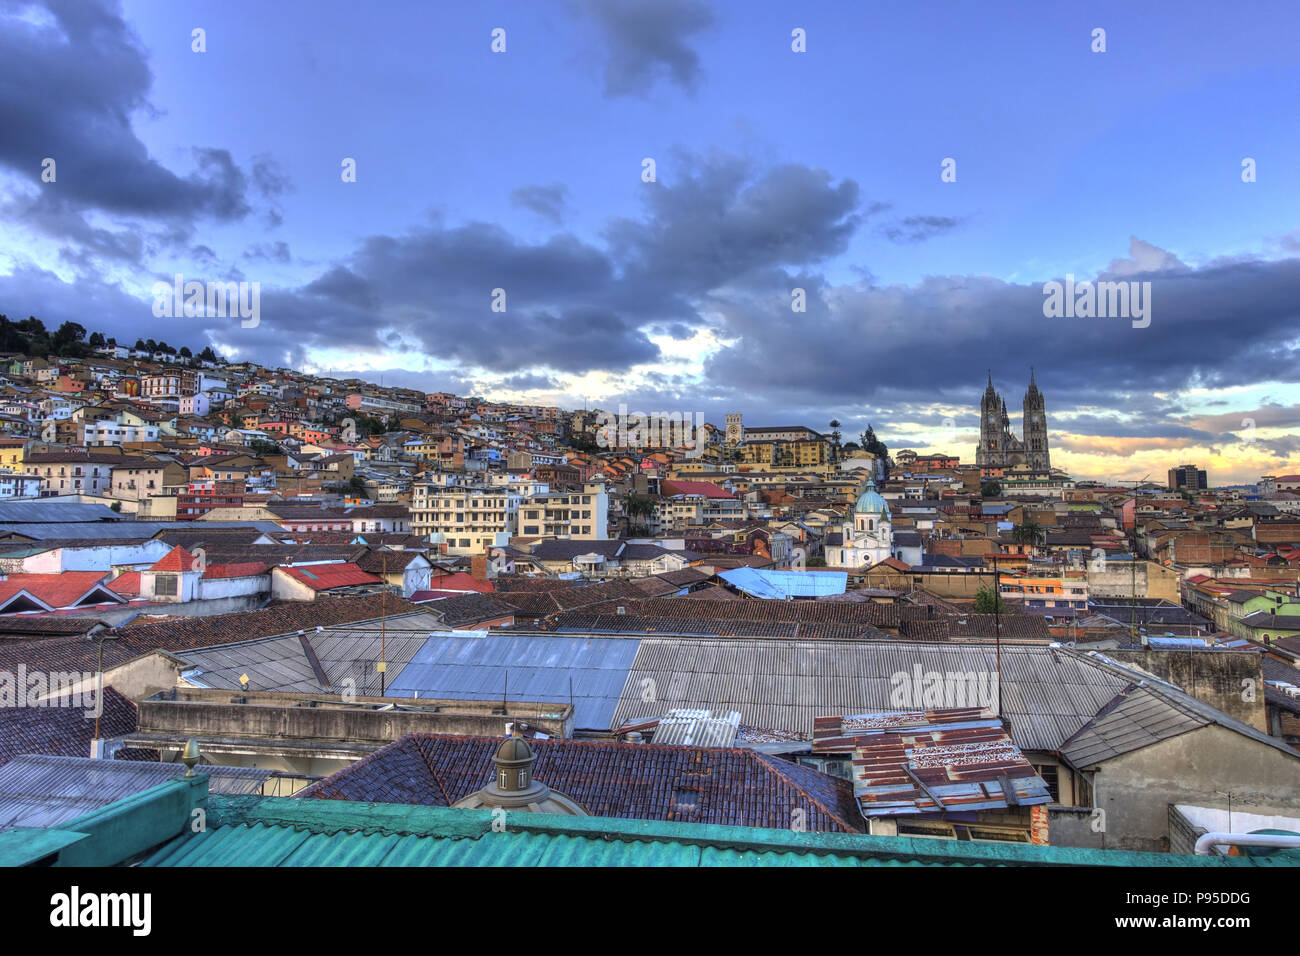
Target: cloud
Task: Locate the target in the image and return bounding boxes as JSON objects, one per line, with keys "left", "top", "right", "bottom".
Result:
{"left": 0, "top": 0, "right": 257, "bottom": 259}
{"left": 878, "top": 215, "right": 965, "bottom": 244}
{"left": 511, "top": 184, "right": 569, "bottom": 223}
{"left": 578, "top": 0, "right": 715, "bottom": 96}
{"left": 243, "top": 241, "right": 291, "bottom": 263}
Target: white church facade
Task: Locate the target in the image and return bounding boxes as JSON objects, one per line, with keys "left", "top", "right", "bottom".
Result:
{"left": 824, "top": 478, "right": 893, "bottom": 569}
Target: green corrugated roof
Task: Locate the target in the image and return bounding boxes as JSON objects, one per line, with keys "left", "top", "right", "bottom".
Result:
{"left": 133, "top": 795, "right": 1275, "bottom": 868}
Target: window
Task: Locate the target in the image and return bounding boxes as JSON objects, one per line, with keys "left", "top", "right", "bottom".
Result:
{"left": 1032, "top": 763, "right": 1060, "bottom": 802}
{"left": 154, "top": 575, "right": 179, "bottom": 596}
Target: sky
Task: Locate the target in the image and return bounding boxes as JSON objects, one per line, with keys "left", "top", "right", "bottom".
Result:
{"left": 1, "top": 0, "right": 1298, "bottom": 484}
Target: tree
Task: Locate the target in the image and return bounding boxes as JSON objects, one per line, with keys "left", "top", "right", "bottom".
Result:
{"left": 144, "top": 339, "right": 158, "bottom": 352}
{"left": 1012, "top": 520, "right": 1042, "bottom": 546}
{"left": 249, "top": 439, "right": 281, "bottom": 456}
{"left": 198, "top": 346, "right": 218, "bottom": 363}
{"left": 974, "top": 585, "right": 1006, "bottom": 614}
{"left": 134, "top": 339, "right": 147, "bottom": 351}
{"left": 980, "top": 481, "right": 1002, "bottom": 497}
{"left": 88, "top": 331, "right": 106, "bottom": 349}
{"left": 51, "top": 321, "right": 88, "bottom": 357}
{"left": 859, "top": 425, "right": 890, "bottom": 479}
{"left": 179, "top": 346, "right": 192, "bottom": 359}
{"left": 624, "top": 495, "right": 657, "bottom": 534}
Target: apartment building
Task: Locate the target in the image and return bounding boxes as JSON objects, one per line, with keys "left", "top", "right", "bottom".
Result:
{"left": 410, "top": 483, "right": 522, "bottom": 554}
{"left": 516, "top": 483, "right": 609, "bottom": 539}
{"left": 110, "top": 459, "right": 187, "bottom": 503}
{"left": 78, "top": 420, "right": 160, "bottom": 446}
{"left": 345, "top": 392, "right": 422, "bottom": 416}
{"left": 0, "top": 472, "right": 42, "bottom": 499}
{"left": 999, "top": 572, "right": 1090, "bottom": 611}
{"left": 25, "top": 451, "right": 121, "bottom": 496}
{"left": 142, "top": 368, "right": 198, "bottom": 399}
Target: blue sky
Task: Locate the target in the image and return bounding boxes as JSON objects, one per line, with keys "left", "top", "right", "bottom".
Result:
{"left": 2, "top": 0, "right": 1299, "bottom": 482}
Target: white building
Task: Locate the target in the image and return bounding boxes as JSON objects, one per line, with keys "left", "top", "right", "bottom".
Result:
{"left": 823, "top": 479, "right": 894, "bottom": 568}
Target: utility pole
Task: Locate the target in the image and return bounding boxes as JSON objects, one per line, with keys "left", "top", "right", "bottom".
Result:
{"left": 992, "top": 553, "right": 1002, "bottom": 717}
{"left": 380, "top": 551, "right": 387, "bottom": 696}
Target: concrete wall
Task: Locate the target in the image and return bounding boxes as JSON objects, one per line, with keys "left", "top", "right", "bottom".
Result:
{"left": 1108, "top": 647, "right": 1266, "bottom": 732}
{"left": 1086, "top": 723, "right": 1300, "bottom": 852}
{"left": 136, "top": 690, "right": 575, "bottom": 745}
{"left": 1087, "top": 561, "right": 1180, "bottom": 602}
{"left": 1048, "top": 806, "right": 1107, "bottom": 849}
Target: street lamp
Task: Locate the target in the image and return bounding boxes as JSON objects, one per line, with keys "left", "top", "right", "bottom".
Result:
{"left": 86, "top": 631, "right": 120, "bottom": 744}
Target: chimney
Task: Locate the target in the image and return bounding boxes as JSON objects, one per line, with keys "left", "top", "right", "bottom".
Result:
{"left": 471, "top": 555, "right": 488, "bottom": 580}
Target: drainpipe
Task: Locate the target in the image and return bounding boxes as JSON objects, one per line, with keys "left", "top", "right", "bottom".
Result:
{"left": 1194, "top": 832, "right": 1300, "bottom": 856}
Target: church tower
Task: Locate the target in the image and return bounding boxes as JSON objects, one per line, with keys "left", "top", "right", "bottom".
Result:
{"left": 1022, "top": 368, "right": 1050, "bottom": 471}
{"left": 976, "top": 372, "right": 1000, "bottom": 467}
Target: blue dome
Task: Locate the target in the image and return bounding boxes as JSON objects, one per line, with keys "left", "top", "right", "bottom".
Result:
{"left": 853, "top": 479, "right": 889, "bottom": 516}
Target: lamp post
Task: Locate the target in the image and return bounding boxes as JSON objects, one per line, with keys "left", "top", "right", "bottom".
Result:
{"left": 87, "top": 631, "right": 120, "bottom": 744}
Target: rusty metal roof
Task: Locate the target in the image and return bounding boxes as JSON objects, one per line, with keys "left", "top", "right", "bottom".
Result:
{"left": 826, "top": 709, "right": 1051, "bottom": 817}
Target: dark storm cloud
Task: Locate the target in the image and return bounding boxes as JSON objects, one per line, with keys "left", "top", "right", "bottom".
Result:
{"left": 0, "top": 264, "right": 191, "bottom": 347}
{"left": 577, "top": 0, "right": 715, "bottom": 96}
{"left": 606, "top": 157, "right": 864, "bottom": 297}
{"left": 511, "top": 184, "right": 569, "bottom": 223}
{"left": 701, "top": 244, "right": 1300, "bottom": 442}
{"left": 223, "top": 155, "right": 865, "bottom": 374}
{"left": 0, "top": 0, "right": 259, "bottom": 253}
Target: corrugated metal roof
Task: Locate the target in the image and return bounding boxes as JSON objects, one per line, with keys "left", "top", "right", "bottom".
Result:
{"left": 128, "top": 794, "right": 1268, "bottom": 868}
{"left": 0, "top": 520, "right": 284, "bottom": 541}
{"left": 611, "top": 639, "right": 1131, "bottom": 749}
{"left": 386, "top": 633, "right": 641, "bottom": 730}
{"left": 826, "top": 710, "right": 1051, "bottom": 816}
{"left": 0, "top": 754, "right": 273, "bottom": 831}
{"left": 176, "top": 612, "right": 445, "bottom": 695}
{"left": 1059, "top": 685, "right": 1207, "bottom": 767}
{"left": 648, "top": 709, "right": 742, "bottom": 747}
{"left": 719, "top": 567, "right": 848, "bottom": 598}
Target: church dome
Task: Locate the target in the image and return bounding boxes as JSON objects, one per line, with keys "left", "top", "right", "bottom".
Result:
{"left": 853, "top": 479, "right": 889, "bottom": 516}
{"left": 451, "top": 728, "right": 588, "bottom": 816}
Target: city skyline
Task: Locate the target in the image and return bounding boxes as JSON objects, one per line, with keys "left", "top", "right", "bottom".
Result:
{"left": 1, "top": 0, "right": 1298, "bottom": 484}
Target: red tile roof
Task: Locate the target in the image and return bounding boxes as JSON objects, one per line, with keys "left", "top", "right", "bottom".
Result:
{"left": 276, "top": 563, "right": 381, "bottom": 591}
{"left": 149, "top": 545, "right": 197, "bottom": 572}
{"left": 425, "top": 572, "right": 493, "bottom": 594}
{"left": 203, "top": 561, "right": 271, "bottom": 580}
{"left": 107, "top": 571, "right": 141, "bottom": 597}
{"left": 660, "top": 479, "right": 734, "bottom": 499}
{"left": 298, "top": 732, "right": 864, "bottom": 832}
{"left": 0, "top": 572, "right": 123, "bottom": 612}
{"left": 0, "top": 686, "right": 138, "bottom": 767}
